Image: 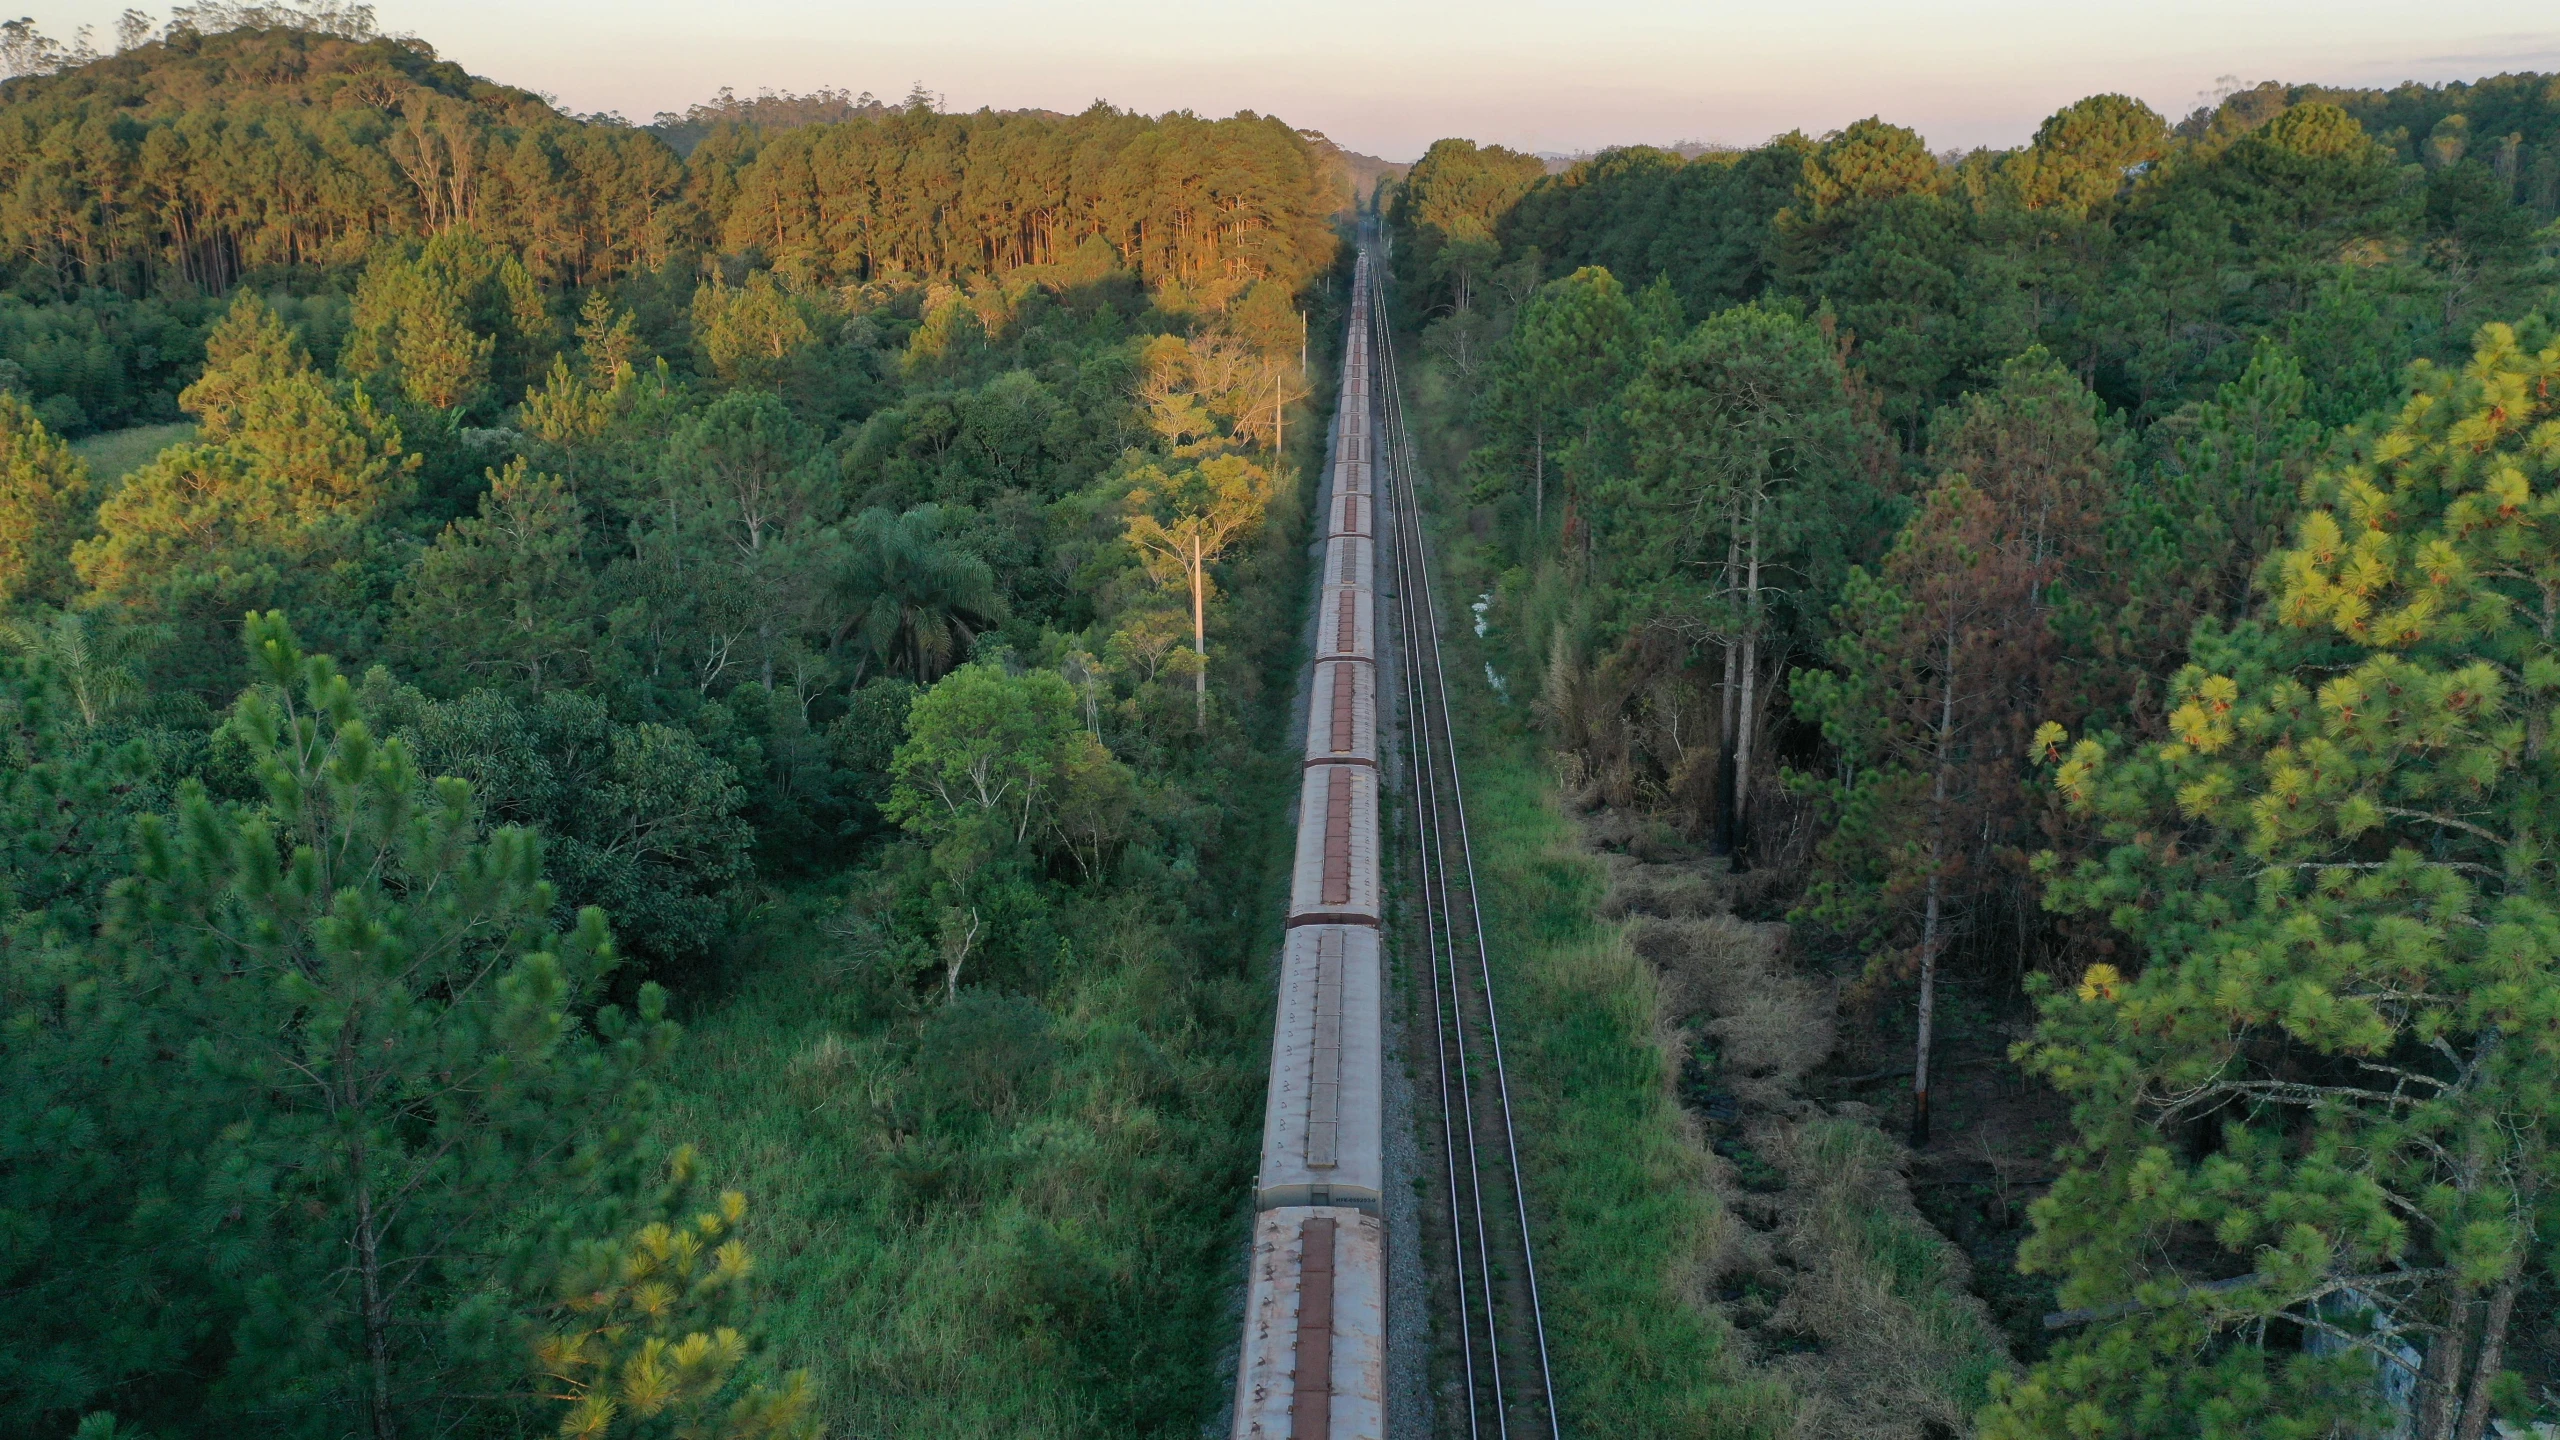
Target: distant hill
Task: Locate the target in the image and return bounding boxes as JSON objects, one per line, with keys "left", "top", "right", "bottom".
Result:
{"left": 644, "top": 85, "right": 1075, "bottom": 157}
{"left": 1536, "top": 140, "right": 1738, "bottom": 173}
{"left": 643, "top": 87, "right": 1408, "bottom": 220}
{"left": 0, "top": 18, "right": 682, "bottom": 291}
{"left": 1299, "top": 132, "right": 1409, "bottom": 210}
{"left": 647, "top": 86, "right": 902, "bottom": 156}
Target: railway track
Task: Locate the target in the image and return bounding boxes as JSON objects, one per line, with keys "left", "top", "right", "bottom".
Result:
{"left": 1366, "top": 247, "right": 1561, "bottom": 1440}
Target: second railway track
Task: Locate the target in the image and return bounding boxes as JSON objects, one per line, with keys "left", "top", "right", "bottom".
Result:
{"left": 1367, "top": 246, "right": 1562, "bottom": 1440}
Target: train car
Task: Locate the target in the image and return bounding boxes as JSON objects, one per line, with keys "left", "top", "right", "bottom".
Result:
{"left": 1312, "top": 583, "right": 1375, "bottom": 667}
{"left": 1303, "top": 654, "right": 1377, "bottom": 770}
{"left": 1289, "top": 761, "right": 1381, "bottom": 926}
{"left": 1231, "top": 1206, "right": 1388, "bottom": 1440}
{"left": 1324, "top": 532, "right": 1373, "bottom": 592}
{"left": 1327, "top": 486, "right": 1373, "bottom": 542}
{"left": 1338, "top": 397, "right": 1370, "bottom": 444}
{"left": 1254, "top": 924, "right": 1384, "bottom": 1211}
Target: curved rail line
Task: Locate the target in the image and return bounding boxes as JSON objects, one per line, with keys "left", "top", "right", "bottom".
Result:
{"left": 1367, "top": 246, "right": 1561, "bottom": 1440}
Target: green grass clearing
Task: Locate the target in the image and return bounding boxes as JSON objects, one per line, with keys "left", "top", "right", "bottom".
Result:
{"left": 70, "top": 421, "right": 193, "bottom": 487}
{"left": 654, "top": 880, "right": 1283, "bottom": 1438}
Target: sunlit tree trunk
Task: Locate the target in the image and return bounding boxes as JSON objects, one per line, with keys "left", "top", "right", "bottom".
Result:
{"left": 1191, "top": 532, "right": 1207, "bottom": 732}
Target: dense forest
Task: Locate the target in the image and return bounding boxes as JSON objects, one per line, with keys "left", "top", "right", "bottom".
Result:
{"left": 0, "top": 6, "right": 1350, "bottom": 1438}
{"left": 6, "top": 0, "right": 2560, "bottom": 1436}
{"left": 1392, "top": 67, "right": 2560, "bottom": 1440}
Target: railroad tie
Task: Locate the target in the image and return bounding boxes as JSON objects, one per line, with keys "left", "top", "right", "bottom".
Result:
{"left": 1290, "top": 1217, "right": 1337, "bottom": 1440}
{"left": 1330, "top": 662, "right": 1354, "bottom": 753}
{"left": 1306, "top": 928, "right": 1343, "bottom": 1169}
{"left": 1322, "top": 767, "right": 1352, "bottom": 906}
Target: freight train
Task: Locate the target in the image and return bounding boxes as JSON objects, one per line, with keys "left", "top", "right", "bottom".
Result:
{"left": 1232, "top": 250, "right": 1389, "bottom": 1440}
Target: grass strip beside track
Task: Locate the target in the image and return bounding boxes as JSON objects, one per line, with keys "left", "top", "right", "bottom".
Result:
{"left": 1431, "top": 668, "right": 1795, "bottom": 1438}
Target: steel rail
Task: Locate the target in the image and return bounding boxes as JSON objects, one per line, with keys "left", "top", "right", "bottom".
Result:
{"left": 1357, "top": 248, "right": 1485, "bottom": 1440}
{"left": 1367, "top": 246, "right": 1506, "bottom": 1440}
{"left": 1364, "top": 245, "right": 1563, "bottom": 1440}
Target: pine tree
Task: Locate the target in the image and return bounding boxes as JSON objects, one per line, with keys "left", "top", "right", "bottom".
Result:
{"left": 0, "top": 390, "right": 90, "bottom": 608}
{"left": 531, "top": 1155, "right": 817, "bottom": 1440}
{"left": 1613, "top": 300, "right": 1881, "bottom": 854}
{"left": 179, "top": 293, "right": 314, "bottom": 440}
{"left": 394, "top": 459, "right": 596, "bottom": 695}
{"left": 0, "top": 651, "right": 191, "bottom": 1430}
{"left": 1990, "top": 319, "right": 2560, "bottom": 1440}
{"left": 78, "top": 304, "right": 414, "bottom": 690}
{"left": 103, "top": 613, "right": 680, "bottom": 1438}
{"left": 342, "top": 231, "right": 558, "bottom": 420}
{"left": 1794, "top": 476, "right": 2048, "bottom": 1144}
{"left": 1476, "top": 267, "right": 1636, "bottom": 542}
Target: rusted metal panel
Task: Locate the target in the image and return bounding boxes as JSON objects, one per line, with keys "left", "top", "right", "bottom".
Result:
{"left": 1322, "top": 766, "right": 1351, "bottom": 905}
{"left": 1303, "top": 658, "right": 1377, "bottom": 770}
{"left": 1289, "top": 760, "right": 1378, "bottom": 925}
{"left": 1336, "top": 489, "right": 1368, "bottom": 538}
{"left": 1313, "top": 585, "right": 1372, "bottom": 664}
{"left": 1292, "top": 1217, "right": 1336, "bottom": 1440}
{"left": 1231, "top": 1206, "right": 1387, "bottom": 1440}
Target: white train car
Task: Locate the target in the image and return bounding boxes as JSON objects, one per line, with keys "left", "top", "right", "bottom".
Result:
{"left": 1255, "top": 924, "right": 1384, "bottom": 1212}
{"left": 1328, "top": 486, "right": 1373, "bottom": 540}
{"left": 1231, "top": 1207, "right": 1388, "bottom": 1440}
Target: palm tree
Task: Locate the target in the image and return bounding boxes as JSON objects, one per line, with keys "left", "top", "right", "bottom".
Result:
{"left": 829, "top": 505, "right": 1005, "bottom": 683}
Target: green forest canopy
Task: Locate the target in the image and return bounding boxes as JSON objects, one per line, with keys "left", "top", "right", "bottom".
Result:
{"left": 3, "top": 4, "right": 2560, "bottom": 1439}
{"left": 0, "top": 11, "right": 1349, "bottom": 432}
{"left": 1390, "top": 67, "right": 2560, "bottom": 1440}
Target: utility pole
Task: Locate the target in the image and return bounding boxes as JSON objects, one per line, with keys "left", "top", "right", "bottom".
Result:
{"left": 1275, "top": 369, "right": 1284, "bottom": 457}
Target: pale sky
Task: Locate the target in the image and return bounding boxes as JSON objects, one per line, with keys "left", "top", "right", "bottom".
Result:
{"left": 37, "top": 1, "right": 2560, "bottom": 160}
